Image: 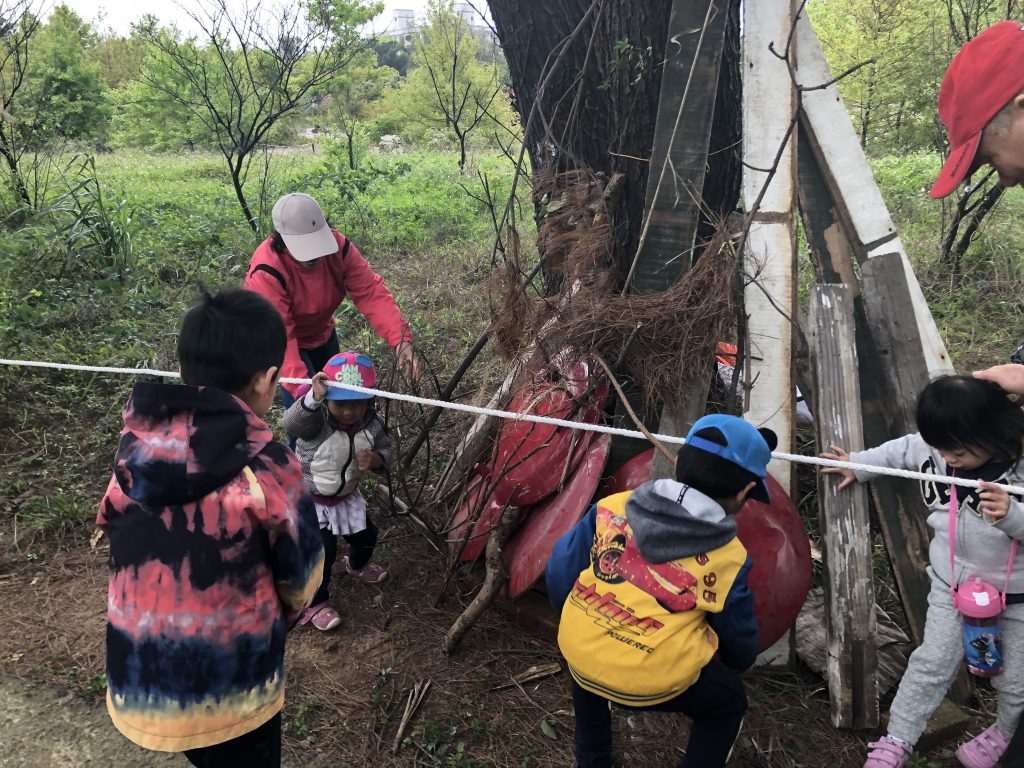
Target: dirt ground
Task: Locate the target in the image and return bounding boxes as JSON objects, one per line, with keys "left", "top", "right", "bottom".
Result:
{"left": 0, "top": 511, "right": 986, "bottom": 768}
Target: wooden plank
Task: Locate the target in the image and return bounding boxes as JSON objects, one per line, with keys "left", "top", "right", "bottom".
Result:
{"left": 795, "top": 14, "right": 953, "bottom": 379}
{"left": 810, "top": 283, "right": 879, "bottom": 729}
{"left": 742, "top": 0, "right": 797, "bottom": 491}
{"left": 797, "top": 118, "right": 936, "bottom": 644}
{"left": 630, "top": 0, "right": 728, "bottom": 294}
{"left": 798, "top": 134, "right": 972, "bottom": 701}
{"left": 621, "top": 0, "right": 728, "bottom": 479}
{"left": 861, "top": 254, "right": 931, "bottom": 433}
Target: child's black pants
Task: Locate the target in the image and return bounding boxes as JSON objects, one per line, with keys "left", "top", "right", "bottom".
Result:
{"left": 183, "top": 711, "right": 281, "bottom": 768}
{"left": 571, "top": 660, "right": 747, "bottom": 768}
{"left": 313, "top": 519, "right": 379, "bottom": 604}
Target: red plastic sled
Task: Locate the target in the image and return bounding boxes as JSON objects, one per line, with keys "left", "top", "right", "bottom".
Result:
{"left": 487, "top": 356, "right": 608, "bottom": 507}
{"left": 503, "top": 433, "right": 611, "bottom": 598}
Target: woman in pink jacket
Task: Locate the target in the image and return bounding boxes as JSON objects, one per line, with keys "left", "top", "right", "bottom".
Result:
{"left": 244, "top": 193, "right": 421, "bottom": 423}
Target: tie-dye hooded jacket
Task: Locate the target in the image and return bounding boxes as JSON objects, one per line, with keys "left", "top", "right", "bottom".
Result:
{"left": 97, "top": 381, "right": 324, "bottom": 752}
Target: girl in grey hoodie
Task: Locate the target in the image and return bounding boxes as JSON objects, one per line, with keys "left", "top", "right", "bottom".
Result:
{"left": 822, "top": 375, "right": 1024, "bottom": 768}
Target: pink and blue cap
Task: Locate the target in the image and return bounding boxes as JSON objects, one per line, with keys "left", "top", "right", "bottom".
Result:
{"left": 322, "top": 352, "right": 377, "bottom": 400}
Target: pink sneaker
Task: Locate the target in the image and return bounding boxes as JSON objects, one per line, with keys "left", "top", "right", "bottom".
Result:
{"left": 298, "top": 602, "right": 341, "bottom": 631}
{"left": 956, "top": 724, "right": 1009, "bottom": 768}
{"left": 343, "top": 555, "right": 388, "bottom": 584}
{"left": 864, "top": 736, "right": 911, "bottom": 768}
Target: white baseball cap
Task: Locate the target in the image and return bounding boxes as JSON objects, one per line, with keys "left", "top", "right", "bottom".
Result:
{"left": 271, "top": 193, "right": 338, "bottom": 262}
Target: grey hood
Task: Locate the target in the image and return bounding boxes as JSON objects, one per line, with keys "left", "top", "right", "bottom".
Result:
{"left": 626, "top": 479, "right": 737, "bottom": 563}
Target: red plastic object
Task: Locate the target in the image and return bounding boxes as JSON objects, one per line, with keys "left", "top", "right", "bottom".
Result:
{"left": 735, "top": 473, "right": 813, "bottom": 652}
{"left": 488, "top": 356, "right": 608, "bottom": 507}
{"left": 598, "top": 448, "right": 655, "bottom": 497}
{"left": 586, "top": 451, "right": 812, "bottom": 653}
{"left": 503, "top": 433, "right": 611, "bottom": 598}
{"left": 447, "top": 479, "right": 504, "bottom": 561}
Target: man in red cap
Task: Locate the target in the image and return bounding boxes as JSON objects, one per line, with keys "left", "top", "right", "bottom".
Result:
{"left": 932, "top": 22, "right": 1024, "bottom": 768}
{"left": 930, "top": 21, "right": 1024, "bottom": 199}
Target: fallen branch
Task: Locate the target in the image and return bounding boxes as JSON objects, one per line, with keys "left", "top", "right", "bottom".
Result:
{"left": 489, "top": 662, "right": 562, "bottom": 691}
{"left": 442, "top": 503, "right": 518, "bottom": 656}
{"left": 391, "top": 679, "right": 433, "bottom": 753}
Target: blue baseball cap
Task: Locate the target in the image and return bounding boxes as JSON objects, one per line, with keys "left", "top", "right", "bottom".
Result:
{"left": 684, "top": 414, "right": 776, "bottom": 504}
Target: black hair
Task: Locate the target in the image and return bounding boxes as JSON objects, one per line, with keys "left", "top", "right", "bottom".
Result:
{"left": 674, "top": 426, "right": 770, "bottom": 502}
{"left": 269, "top": 230, "right": 288, "bottom": 258}
{"left": 916, "top": 375, "right": 1024, "bottom": 463}
{"left": 177, "top": 288, "right": 286, "bottom": 394}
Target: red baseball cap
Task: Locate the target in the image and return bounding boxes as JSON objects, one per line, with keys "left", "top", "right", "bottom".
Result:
{"left": 930, "top": 21, "right": 1024, "bottom": 199}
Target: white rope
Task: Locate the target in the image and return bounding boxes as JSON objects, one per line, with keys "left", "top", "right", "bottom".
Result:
{"left": 5, "top": 357, "right": 1024, "bottom": 495}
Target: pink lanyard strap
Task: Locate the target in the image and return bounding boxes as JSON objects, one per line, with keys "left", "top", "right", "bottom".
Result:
{"left": 949, "top": 480, "right": 1019, "bottom": 603}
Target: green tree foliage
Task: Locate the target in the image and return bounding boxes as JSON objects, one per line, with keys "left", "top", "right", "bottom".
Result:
{"left": 323, "top": 47, "right": 397, "bottom": 168}
{"left": 373, "top": 37, "right": 412, "bottom": 77}
{"left": 116, "top": 0, "right": 381, "bottom": 232}
{"left": 16, "top": 5, "right": 109, "bottom": 145}
{"left": 389, "top": 0, "right": 515, "bottom": 169}
{"left": 808, "top": 0, "right": 945, "bottom": 153}
{"left": 90, "top": 27, "right": 145, "bottom": 90}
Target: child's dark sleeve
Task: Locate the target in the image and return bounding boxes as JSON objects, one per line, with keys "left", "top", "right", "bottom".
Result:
{"left": 707, "top": 555, "right": 759, "bottom": 671}
{"left": 252, "top": 447, "right": 325, "bottom": 622}
{"left": 544, "top": 504, "right": 597, "bottom": 610}
{"left": 282, "top": 391, "right": 326, "bottom": 441}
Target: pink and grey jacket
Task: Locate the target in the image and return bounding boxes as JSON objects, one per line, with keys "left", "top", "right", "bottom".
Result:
{"left": 244, "top": 231, "right": 412, "bottom": 396}
{"left": 97, "top": 382, "right": 324, "bottom": 752}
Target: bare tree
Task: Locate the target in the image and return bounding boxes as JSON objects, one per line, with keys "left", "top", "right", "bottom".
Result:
{"left": 0, "top": 0, "right": 45, "bottom": 207}
{"left": 137, "top": 0, "right": 377, "bottom": 232}
{"left": 416, "top": 4, "right": 501, "bottom": 171}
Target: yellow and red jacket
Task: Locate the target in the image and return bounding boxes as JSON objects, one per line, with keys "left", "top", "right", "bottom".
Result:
{"left": 551, "top": 490, "right": 753, "bottom": 706}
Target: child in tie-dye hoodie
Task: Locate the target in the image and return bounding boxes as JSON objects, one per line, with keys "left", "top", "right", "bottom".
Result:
{"left": 97, "top": 288, "right": 324, "bottom": 767}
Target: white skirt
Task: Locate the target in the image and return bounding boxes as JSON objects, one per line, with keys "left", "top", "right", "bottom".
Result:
{"left": 314, "top": 488, "right": 367, "bottom": 536}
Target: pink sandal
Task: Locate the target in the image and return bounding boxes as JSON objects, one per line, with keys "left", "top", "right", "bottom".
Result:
{"left": 956, "top": 725, "right": 1009, "bottom": 768}
{"left": 298, "top": 602, "right": 341, "bottom": 631}
{"left": 864, "top": 736, "right": 911, "bottom": 768}
{"left": 343, "top": 555, "right": 388, "bottom": 584}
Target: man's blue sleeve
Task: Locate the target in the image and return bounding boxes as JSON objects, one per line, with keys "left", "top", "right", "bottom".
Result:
{"left": 544, "top": 504, "right": 597, "bottom": 610}
{"left": 707, "top": 555, "right": 759, "bottom": 671}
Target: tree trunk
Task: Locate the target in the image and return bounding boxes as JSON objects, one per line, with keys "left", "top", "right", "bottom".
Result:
{"left": 488, "top": 0, "right": 742, "bottom": 273}
{"left": 229, "top": 153, "right": 259, "bottom": 234}
{"left": 0, "top": 131, "right": 30, "bottom": 207}
{"left": 346, "top": 127, "right": 357, "bottom": 170}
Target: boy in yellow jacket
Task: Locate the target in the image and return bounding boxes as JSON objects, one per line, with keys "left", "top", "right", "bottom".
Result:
{"left": 546, "top": 414, "right": 776, "bottom": 768}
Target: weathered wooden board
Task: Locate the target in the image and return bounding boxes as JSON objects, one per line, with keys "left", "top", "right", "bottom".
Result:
{"left": 742, "top": 0, "right": 797, "bottom": 491}
{"left": 810, "top": 283, "right": 879, "bottom": 729}
{"left": 797, "top": 125, "right": 972, "bottom": 702}
{"left": 796, "top": 587, "right": 909, "bottom": 697}
{"left": 624, "top": 0, "right": 729, "bottom": 481}
{"left": 630, "top": 0, "right": 728, "bottom": 295}
{"left": 795, "top": 13, "right": 953, "bottom": 379}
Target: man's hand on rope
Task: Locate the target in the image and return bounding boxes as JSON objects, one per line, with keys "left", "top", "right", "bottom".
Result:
{"left": 819, "top": 444, "right": 856, "bottom": 490}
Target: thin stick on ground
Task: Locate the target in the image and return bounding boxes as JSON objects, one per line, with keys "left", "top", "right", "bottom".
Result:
{"left": 391, "top": 679, "right": 433, "bottom": 753}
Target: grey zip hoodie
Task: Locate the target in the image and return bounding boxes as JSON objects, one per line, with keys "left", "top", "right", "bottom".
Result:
{"left": 626, "top": 479, "right": 738, "bottom": 562}
{"left": 851, "top": 433, "right": 1024, "bottom": 592}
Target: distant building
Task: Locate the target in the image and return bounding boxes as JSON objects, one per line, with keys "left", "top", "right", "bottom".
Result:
{"left": 453, "top": 2, "right": 478, "bottom": 27}
{"left": 391, "top": 8, "right": 417, "bottom": 41}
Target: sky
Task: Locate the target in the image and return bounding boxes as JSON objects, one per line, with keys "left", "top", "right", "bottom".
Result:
{"left": 56, "top": 0, "right": 456, "bottom": 37}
